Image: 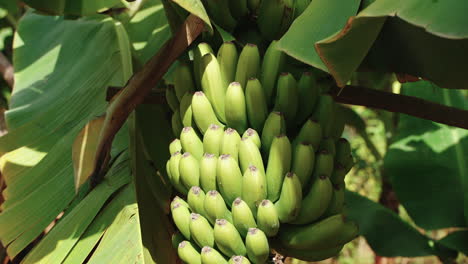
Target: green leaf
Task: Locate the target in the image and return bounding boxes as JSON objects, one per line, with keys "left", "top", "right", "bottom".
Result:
{"left": 345, "top": 190, "right": 436, "bottom": 257}
{"left": 213, "top": 22, "right": 235, "bottom": 42}
{"left": 277, "top": 0, "right": 361, "bottom": 72}
{"left": 384, "top": 80, "right": 468, "bottom": 229}
{"left": 22, "top": 0, "right": 122, "bottom": 16}
{"left": 171, "top": 0, "right": 212, "bottom": 33}
{"left": 438, "top": 230, "right": 468, "bottom": 255}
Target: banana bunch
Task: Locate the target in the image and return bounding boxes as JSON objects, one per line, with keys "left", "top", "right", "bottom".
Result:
{"left": 165, "top": 41, "right": 358, "bottom": 263}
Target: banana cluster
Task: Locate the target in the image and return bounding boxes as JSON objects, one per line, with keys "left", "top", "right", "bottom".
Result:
{"left": 165, "top": 41, "right": 358, "bottom": 263}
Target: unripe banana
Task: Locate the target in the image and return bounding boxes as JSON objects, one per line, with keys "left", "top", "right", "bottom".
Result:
{"left": 274, "top": 72, "right": 298, "bottom": 126}
{"left": 220, "top": 128, "right": 242, "bottom": 163}
{"left": 204, "top": 190, "right": 233, "bottom": 224}
{"left": 205, "top": 0, "right": 237, "bottom": 31}
{"left": 229, "top": 0, "right": 249, "bottom": 19}
{"left": 217, "top": 154, "right": 243, "bottom": 205}
{"left": 174, "top": 62, "right": 195, "bottom": 101}
{"left": 311, "top": 95, "right": 335, "bottom": 136}
{"left": 344, "top": 155, "right": 354, "bottom": 174}
{"left": 261, "top": 112, "right": 286, "bottom": 155}
{"left": 203, "top": 124, "right": 224, "bottom": 156}
{"left": 179, "top": 152, "right": 200, "bottom": 189}
{"left": 180, "top": 92, "right": 195, "bottom": 128}
{"left": 257, "top": 200, "right": 280, "bottom": 237}
{"left": 245, "top": 78, "right": 268, "bottom": 132}
{"left": 296, "top": 72, "right": 319, "bottom": 124}
{"left": 235, "top": 44, "right": 261, "bottom": 89}
{"left": 178, "top": 241, "right": 201, "bottom": 264}
{"left": 257, "top": 0, "right": 291, "bottom": 40}
{"left": 274, "top": 172, "right": 302, "bottom": 223}
{"left": 239, "top": 137, "right": 265, "bottom": 175}
{"left": 200, "top": 53, "right": 228, "bottom": 123}
{"left": 232, "top": 198, "right": 257, "bottom": 237}
{"left": 245, "top": 228, "right": 269, "bottom": 264}
{"left": 201, "top": 246, "right": 228, "bottom": 264}
{"left": 188, "top": 186, "right": 207, "bottom": 216}
{"left": 169, "top": 152, "right": 189, "bottom": 194}
{"left": 172, "top": 232, "right": 184, "bottom": 249}
{"left": 331, "top": 104, "right": 346, "bottom": 140}
{"left": 291, "top": 174, "right": 332, "bottom": 225}
{"left": 242, "top": 128, "right": 261, "bottom": 149}
{"left": 217, "top": 42, "right": 239, "bottom": 83}
{"left": 279, "top": 214, "right": 358, "bottom": 250}
{"left": 171, "top": 202, "right": 191, "bottom": 240}
{"left": 324, "top": 183, "right": 345, "bottom": 216}
{"left": 247, "top": 0, "right": 261, "bottom": 13}
{"left": 261, "top": 40, "right": 285, "bottom": 105}
{"left": 228, "top": 255, "right": 251, "bottom": 264}
{"left": 189, "top": 213, "right": 215, "bottom": 248}
{"left": 171, "top": 196, "right": 190, "bottom": 210}
{"left": 225, "top": 82, "right": 248, "bottom": 134}
{"left": 242, "top": 165, "right": 267, "bottom": 215}
{"left": 294, "top": 118, "right": 322, "bottom": 150}
{"left": 266, "top": 135, "right": 292, "bottom": 202}
{"left": 192, "top": 91, "right": 224, "bottom": 134}
{"left": 200, "top": 153, "right": 218, "bottom": 192}
{"left": 274, "top": 244, "right": 342, "bottom": 262}
{"left": 194, "top": 43, "right": 214, "bottom": 90}
{"left": 214, "top": 219, "right": 247, "bottom": 257}
{"left": 335, "top": 138, "right": 351, "bottom": 164}
{"left": 313, "top": 149, "right": 334, "bottom": 178}
{"left": 291, "top": 142, "right": 315, "bottom": 188}
{"left": 166, "top": 84, "right": 179, "bottom": 112}
{"left": 169, "top": 138, "right": 182, "bottom": 155}
{"left": 172, "top": 109, "right": 184, "bottom": 137}
{"left": 330, "top": 163, "right": 346, "bottom": 185}
{"left": 180, "top": 127, "right": 204, "bottom": 160}
{"left": 319, "top": 137, "right": 336, "bottom": 156}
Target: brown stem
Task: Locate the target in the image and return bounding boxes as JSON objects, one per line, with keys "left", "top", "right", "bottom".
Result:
{"left": 0, "top": 53, "right": 13, "bottom": 90}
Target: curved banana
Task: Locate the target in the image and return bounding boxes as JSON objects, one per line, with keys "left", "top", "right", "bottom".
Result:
{"left": 171, "top": 202, "right": 191, "bottom": 240}
{"left": 324, "top": 182, "right": 345, "bottom": 216}
{"left": 330, "top": 162, "right": 346, "bottom": 185}
{"left": 311, "top": 95, "right": 335, "bottom": 136}
{"left": 330, "top": 104, "right": 346, "bottom": 140}
{"left": 274, "top": 172, "right": 302, "bottom": 223}
{"left": 217, "top": 41, "right": 239, "bottom": 83}
{"left": 200, "top": 153, "right": 218, "bottom": 192}
{"left": 257, "top": 0, "right": 293, "bottom": 40}
{"left": 239, "top": 137, "right": 265, "bottom": 175}
{"left": 335, "top": 138, "right": 351, "bottom": 165}
{"left": 247, "top": 0, "right": 261, "bottom": 13}
{"left": 228, "top": 255, "right": 251, "bottom": 264}
{"left": 193, "top": 42, "right": 214, "bottom": 90}
{"left": 204, "top": 190, "right": 233, "bottom": 224}
{"left": 169, "top": 152, "right": 189, "bottom": 194}
{"left": 166, "top": 84, "right": 179, "bottom": 112}
{"left": 172, "top": 109, "right": 184, "bottom": 137}
{"left": 242, "top": 165, "right": 267, "bottom": 215}
{"left": 291, "top": 142, "right": 315, "bottom": 188}
{"left": 274, "top": 72, "right": 298, "bottom": 126}
{"left": 245, "top": 228, "right": 269, "bottom": 264}
{"left": 232, "top": 197, "right": 257, "bottom": 237}
{"left": 266, "top": 135, "right": 292, "bottom": 202}
{"left": 205, "top": 0, "right": 237, "bottom": 31}
{"left": 261, "top": 41, "right": 285, "bottom": 105}
{"left": 171, "top": 196, "right": 190, "bottom": 210}
{"left": 242, "top": 128, "right": 261, "bottom": 149}
{"left": 235, "top": 44, "right": 261, "bottom": 89}
{"left": 214, "top": 219, "right": 247, "bottom": 257}
{"left": 179, "top": 92, "right": 195, "bottom": 128}
{"left": 174, "top": 62, "right": 195, "bottom": 101}
{"left": 313, "top": 149, "right": 334, "bottom": 178}
{"left": 220, "top": 128, "right": 242, "bottom": 163}
{"left": 294, "top": 118, "right": 322, "bottom": 150}
{"left": 296, "top": 71, "right": 319, "bottom": 124}
{"left": 171, "top": 232, "right": 184, "bottom": 249}
{"left": 188, "top": 186, "right": 207, "bottom": 216}
{"left": 180, "top": 127, "right": 204, "bottom": 160}
{"left": 192, "top": 91, "right": 224, "bottom": 134}
{"left": 169, "top": 138, "right": 182, "bottom": 155}
{"left": 256, "top": 199, "right": 280, "bottom": 237}
{"left": 229, "top": 0, "right": 249, "bottom": 19}
{"left": 319, "top": 137, "right": 336, "bottom": 157}
{"left": 189, "top": 213, "right": 215, "bottom": 248}
{"left": 178, "top": 241, "right": 201, "bottom": 264}
{"left": 200, "top": 53, "right": 228, "bottom": 123}
{"left": 179, "top": 152, "right": 200, "bottom": 189}
{"left": 203, "top": 124, "right": 224, "bottom": 156}
{"left": 225, "top": 82, "right": 248, "bottom": 134}
{"left": 245, "top": 78, "right": 268, "bottom": 132}
{"left": 217, "top": 154, "right": 243, "bottom": 205}
{"left": 261, "top": 111, "right": 286, "bottom": 155}
{"left": 201, "top": 246, "right": 228, "bottom": 264}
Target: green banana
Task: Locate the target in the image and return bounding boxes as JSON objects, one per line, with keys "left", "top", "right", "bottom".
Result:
{"left": 172, "top": 109, "right": 184, "bottom": 137}
{"left": 171, "top": 232, "right": 185, "bottom": 249}
{"left": 228, "top": 255, "right": 251, "bottom": 264}
{"left": 324, "top": 183, "right": 345, "bottom": 216}
{"left": 274, "top": 244, "right": 342, "bottom": 262}
{"left": 201, "top": 246, "right": 228, "bottom": 264}
{"left": 192, "top": 91, "right": 224, "bottom": 134}
{"left": 188, "top": 186, "right": 207, "bottom": 216}
{"left": 214, "top": 219, "right": 247, "bottom": 257}
{"left": 205, "top": 0, "right": 237, "bottom": 31}
{"left": 229, "top": 0, "right": 249, "bottom": 19}
{"left": 239, "top": 136, "right": 265, "bottom": 176}
{"left": 178, "top": 241, "right": 201, "bottom": 264}
{"left": 278, "top": 214, "right": 359, "bottom": 250}
{"left": 291, "top": 174, "right": 332, "bottom": 225}
{"left": 200, "top": 153, "right": 218, "bottom": 192}
{"left": 344, "top": 155, "right": 354, "bottom": 174}
{"left": 330, "top": 104, "right": 346, "bottom": 140}
{"left": 200, "top": 53, "right": 228, "bottom": 123}
{"left": 266, "top": 135, "right": 292, "bottom": 202}
{"left": 274, "top": 172, "right": 302, "bottom": 223}
{"left": 217, "top": 41, "right": 239, "bottom": 83}
{"left": 235, "top": 44, "right": 261, "bottom": 89}
{"left": 274, "top": 72, "right": 298, "bottom": 126}
{"left": 261, "top": 111, "right": 286, "bottom": 155}
{"left": 319, "top": 137, "right": 336, "bottom": 156}
{"left": 232, "top": 198, "right": 257, "bottom": 237}
{"left": 257, "top": 0, "right": 293, "bottom": 40}
{"left": 166, "top": 84, "right": 179, "bottom": 112}
{"left": 311, "top": 95, "right": 335, "bottom": 136}
{"left": 204, "top": 190, "right": 233, "bottom": 224}
{"left": 171, "top": 196, "right": 190, "bottom": 210}
{"left": 242, "top": 165, "right": 267, "bottom": 215}
{"left": 296, "top": 71, "right": 319, "bottom": 124}
{"left": 330, "top": 163, "right": 346, "bottom": 185}
{"left": 256, "top": 199, "right": 280, "bottom": 237}
{"left": 291, "top": 142, "right": 315, "bottom": 188}
{"left": 245, "top": 78, "right": 269, "bottom": 132}
{"left": 242, "top": 128, "right": 261, "bottom": 149}
{"left": 179, "top": 152, "right": 200, "bottom": 189}
{"left": 261, "top": 40, "right": 286, "bottom": 105}
{"left": 220, "top": 128, "right": 242, "bottom": 163}
{"left": 179, "top": 92, "right": 195, "bottom": 128}
{"left": 171, "top": 202, "right": 191, "bottom": 240}
{"left": 294, "top": 118, "right": 322, "bottom": 150}
{"left": 189, "top": 213, "right": 215, "bottom": 248}
{"left": 203, "top": 124, "right": 224, "bottom": 156}
{"left": 217, "top": 154, "right": 243, "bottom": 205}
{"left": 335, "top": 138, "right": 351, "bottom": 165}
{"left": 180, "top": 126, "right": 204, "bottom": 160}
{"left": 247, "top": 0, "right": 261, "bottom": 13}
{"left": 245, "top": 228, "right": 269, "bottom": 264}
{"left": 174, "top": 62, "right": 196, "bottom": 101}
{"left": 194, "top": 43, "right": 214, "bottom": 90}
{"left": 225, "top": 82, "right": 248, "bottom": 134}
{"left": 313, "top": 149, "right": 334, "bottom": 178}
{"left": 169, "top": 138, "right": 182, "bottom": 155}
{"left": 169, "top": 152, "right": 189, "bottom": 194}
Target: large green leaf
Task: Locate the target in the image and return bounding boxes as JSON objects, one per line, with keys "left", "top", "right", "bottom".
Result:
{"left": 438, "top": 230, "right": 468, "bottom": 256}
{"left": 171, "top": 0, "right": 212, "bottom": 33}
{"left": 384, "top": 80, "right": 468, "bottom": 229}
{"left": 345, "top": 190, "right": 436, "bottom": 257}
{"left": 22, "top": 0, "right": 121, "bottom": 16}
{"left": 0, "top": 11, "right": 131, "bottom": 258}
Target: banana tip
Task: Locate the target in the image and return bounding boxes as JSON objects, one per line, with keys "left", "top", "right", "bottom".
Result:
{"left": 215, "top": 219, "right": 228, "bottom": 226}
